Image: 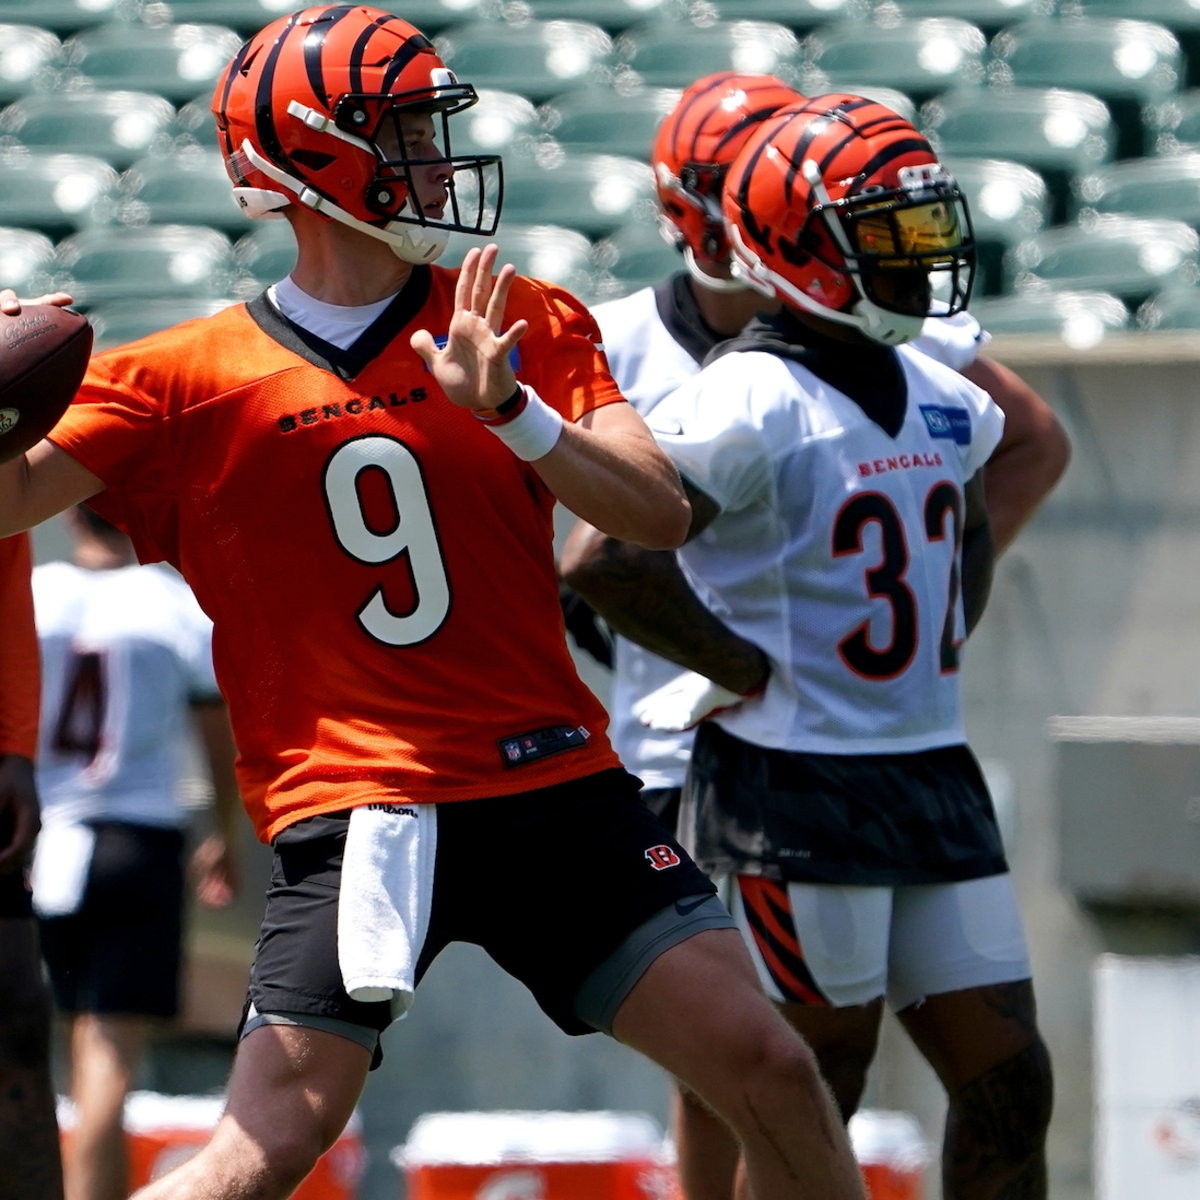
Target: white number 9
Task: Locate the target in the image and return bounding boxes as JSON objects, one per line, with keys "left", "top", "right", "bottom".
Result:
{"left": 323, "top": 435, "right": 451, "bottom": 646}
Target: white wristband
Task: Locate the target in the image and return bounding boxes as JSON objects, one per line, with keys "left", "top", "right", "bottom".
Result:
{"left": 482, "top": 386, "right": 563, "bottom": 461}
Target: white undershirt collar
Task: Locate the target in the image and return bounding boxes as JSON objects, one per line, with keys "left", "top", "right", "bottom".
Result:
{"left": 267, "top": 275, "right": 400, "bottom": 350}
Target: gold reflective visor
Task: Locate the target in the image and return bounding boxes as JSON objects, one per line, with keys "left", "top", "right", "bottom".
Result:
{"left": 852, "top": 200, "right": 962, "bottom": 264}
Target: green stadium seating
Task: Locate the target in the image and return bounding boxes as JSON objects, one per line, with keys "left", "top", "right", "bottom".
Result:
{"left": 0, "top": 26, "right": 60, "bottom": 104}
{"left": 88, "top": 296, "right": 240, "bottom": 350}
{"left": 172, "top": 95, "right": 218, "bottom": 151}
{"left": 618, "top": 20, "right": 801, "bottom": 89}
{"left": 0, "top": 0, "right": 125, "bottom": 34}
{"left": 234, "top": 221, "right": 297, "bottom": 290}
{"left": 922, "top": 87, "right": 1114, "bottom": 224}
{"left": 708, "top": 0, "right": 866, "bottom": 31}
{"left": 0, "top": 90, "right": 177, "bottom": 168}
{"left": 593, "top": 221, "right": 680, "bottom": 298}
{"left": 435, "top": 20, "right": 615, "bottom": 103}
{"left": 164, "top": 0, "right": 488, "bottom": 36}
{"left": 499, "top": 150, "right": 656, "bottom": 237}
{"left": 1137, "top": 284, "right": 1200, "bottom": 330}
{"left": 1147, "top": 89, "right": 1200, "bottom": 155}
{"left": 1007, "top": 214, "right": 1200, "bottom": 307}
{"left": 989, "top": 18, "right": 1182, "bottom": 158}
{"left": 1080, "top": 1, "right": 1200, "bottom": 88}
{"left": 110, "top": 149, "right": 248, "bottom": 234}
{"left": 885, "top": 0, "right": 1044, "bottom": 36}
{"left": 526, "top": 0, "right": 683, "bottom": 31}
{"left": 944, "top": 157, "right": 1048, "bottom": 296}
{"left": 56, "top": 224, "right": 238, "bottom": 304}
{"left": 450, "top": 89, "right": 541, "bottom": 157}
{"left": 0, "top": 226, "right": 57, "bottom": 296}
{"left": 540, "top": 86, "right": 679, "bottom": 158}
{"left": 804, "top": 18, "right": 985, "bottom": 104}
{"left": 0, "top": 151, "right": 117, "bottom": 235}
{"left": 1076, "top": 155, "right": 1200, "bottom": 229}
{"left": 971, "top": 287, "right": 1130, "bottom": 345}
{"left": 61, "top": 22, "right": 244, "bottom": 102}
{"left": 441, "top": 224, "right": 598, "bottom": 303}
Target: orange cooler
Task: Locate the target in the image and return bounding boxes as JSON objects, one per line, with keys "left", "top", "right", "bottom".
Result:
{"left": 59, "top": 1091, "right": 365, "bottom": 1199}
{"left": 849, "top": 1109, "right": 929, "bottom": 1200}
{"left": 394, "top": 1111, "right": 681, "bottom": 1200}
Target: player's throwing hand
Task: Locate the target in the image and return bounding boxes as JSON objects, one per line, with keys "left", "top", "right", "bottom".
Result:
{"left": 411, "top": 243, "right": 529, "bottom": 412}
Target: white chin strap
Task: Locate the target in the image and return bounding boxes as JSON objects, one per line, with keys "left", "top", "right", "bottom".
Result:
{"left": 727, "top": 223, "right": 925, "bottom": 347}
{"left": 232, "top": 140, "right": 449, "bottom": 265}
{"left": 683, "top": 245, "right": 750, "bottom": 293}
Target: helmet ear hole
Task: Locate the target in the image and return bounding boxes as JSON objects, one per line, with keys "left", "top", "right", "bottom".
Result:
{"left": 290, "top": 149, "right": 337, "bottom": 171}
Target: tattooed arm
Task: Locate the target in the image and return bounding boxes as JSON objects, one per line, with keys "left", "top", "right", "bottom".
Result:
{"left": 559, "top": 480, "right": 770, "bottom": 696}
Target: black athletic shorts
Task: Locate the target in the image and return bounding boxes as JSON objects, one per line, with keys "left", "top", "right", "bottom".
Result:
{"left": 244, "top": 768, "right": 731, "bottom": 1067}
{"left": 684, "top": 723, "right": 1008, "bottom": 887}
{"left": 39, "top": 821, "right": 186, "bottom": 1018}
{"left": 0, "top": 867, "right": 32, "bottom": 918}
{"left": 641, "top": 787, "right": 682, "bottom": 839}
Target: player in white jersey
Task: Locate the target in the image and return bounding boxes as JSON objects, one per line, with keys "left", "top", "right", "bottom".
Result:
{"left": 31, "top": 507, "right": 241, "bottom": 1200}
{"left": 566, "top": 96, "right": 1054, "bottom": 1199}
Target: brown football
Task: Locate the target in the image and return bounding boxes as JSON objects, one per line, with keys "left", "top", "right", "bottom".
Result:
{"left": 0, "top": 305, "right": 93, "bottom": 465}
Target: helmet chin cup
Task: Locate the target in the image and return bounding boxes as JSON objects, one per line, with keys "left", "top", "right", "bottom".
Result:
{"left": 684, "top": 245, "right": 748, "bottom": 293}
{"left": 388, "top": 202, "right": 450, "bottom": 264}
{"left": 851, "top": 298, "right": 926, "bottom": 346}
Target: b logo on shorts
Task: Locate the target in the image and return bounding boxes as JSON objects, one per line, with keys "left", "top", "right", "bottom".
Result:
{"left": 645, "top": 845, "right": 681, "bottom": 871}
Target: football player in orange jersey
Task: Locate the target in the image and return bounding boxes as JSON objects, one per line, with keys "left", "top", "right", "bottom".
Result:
{"left": 0, "top": 8, "right": 866, "bottom": 1200}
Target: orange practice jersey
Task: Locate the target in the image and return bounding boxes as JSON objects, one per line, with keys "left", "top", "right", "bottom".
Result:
{"left": 50, "top": 268, "right": 625, "bottom": 841}
{"left": 0, "top": 532, "right": 40, "bottom": 760}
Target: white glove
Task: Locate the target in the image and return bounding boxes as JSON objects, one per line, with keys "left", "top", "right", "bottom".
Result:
{"left": 633, "top": 670, "right": 761, "bottom": 733}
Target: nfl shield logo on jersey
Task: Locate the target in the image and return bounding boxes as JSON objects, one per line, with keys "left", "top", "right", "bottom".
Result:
{"left": 645, "top": 845, "right": 682, "bottom": 871}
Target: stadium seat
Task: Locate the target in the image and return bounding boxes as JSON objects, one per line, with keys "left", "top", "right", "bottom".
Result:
{"left": 922, "top": 87, "right": 1115, "bottom": 224}
{"left": 706, "top": 0, "right": 866, "bottom": 32}
{"left": 449, "top": 89, "right": 541, "bottom": 157}
{"left": 540, "top": 86, "right": 679, "bottom": 157}
{"left": 526, "top": 0, "right": 683, "bottom": 31}
{"left": 88, "top": 297, "right": 240, "bottom": 350}
{"left": 499, "top": 150, "right": 656, "bottom": 238}
{"left": 971, "top": 287, "right": 1129, "bottom": 346}
{"left": 0, "top": 90, "right": 177, "bottom": 168}
{"left": 593, "top": 221, "right": 681, "bottom": 299}
{"left": 60, "top": 22, "right": 244, "bottom": 103}
{"left": 944, "top": 157, "right": 1048, "bottom": 296}
{"left": 172, "top": 95, "right": 217, "bottom": 150}
{"left": 885, "top": 0, "right": 1043, "bottom": 35}
{"left": 1147, "top": 89, "right": 1200, "bottom": 155}
{"left": 0, "top": 151, "right": 117, "bottom": 235}
{"left": 1007, "top": 214, "right": 1200, "bottom": 307}
{"left": 0, "top": 0, "right": 123, "bottom": 33}
{"left": 804, "top": 18, "right": 985, "bottom": 104}
{"left": 111, "top": 149, "right": 248, "bottom": 234}
{"left": 234, "top": 221, "right": 297, "bottom": 291}
{"left": 0, "top": 26, "right": 60, "bottom": 104}
{"left": 435, "top": 21, "right": 615, "bottom": 103}
{"left": 1080, "top": 0, "right": 1200, "bottom": 88}
{"left": 1076, "top": 155, "right": 1200, "bottom": 230}
{"left": 440, "top": 224, "right": 597, "bottom": 302}
{"left": 0, "top": 226, "right": 57, "bottom": 296}
{"left": 989, "top": 18, "right": 1182, "bottom": 159}
{"left": 618, "top": 20, "right": 801, "bottom": 90}
{"left": 55, "top": 224, "right": 238, "bottom": 304}
{"left": 1137, "top": 284, "right": 1200, "bottom": 330}
{"left": 163, "top": 0, "right": 487, "bottom": 35}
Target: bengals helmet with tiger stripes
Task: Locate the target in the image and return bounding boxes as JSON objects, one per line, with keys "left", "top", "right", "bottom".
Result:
{"left": 723, "top": 93, "right": 976, "bottom": 345}
{"left": 212, "top": 5, "right": 501, "bottom": 264}
{"left": 652, "top": 72, "right": 802, "bottom": 291}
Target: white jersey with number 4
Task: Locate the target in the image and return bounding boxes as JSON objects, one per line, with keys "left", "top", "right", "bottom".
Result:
{"left": 647, "top": 345, "right": 1004, "bottom": 755}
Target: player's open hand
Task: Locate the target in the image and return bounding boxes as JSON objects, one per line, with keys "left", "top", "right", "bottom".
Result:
{"left": 190, "top": 833, "right": 239, "bottom": 909}
{"left": 411, "top": 244, "right": 529, "bottom": 411}
{"left": 0, "top": 290, "right": 74, "bottom": 315}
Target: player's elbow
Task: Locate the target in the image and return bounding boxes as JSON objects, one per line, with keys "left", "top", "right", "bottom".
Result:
{"left": 630, "top": 490, "right": 692, "bottom": 551}
{"left": 1038, "top": 415, "right": 1072, "bottom": 488}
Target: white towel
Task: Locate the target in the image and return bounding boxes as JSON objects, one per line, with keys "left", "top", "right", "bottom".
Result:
{"left": 31, "top": 813, "right": 96, "bottom": 918}
{"left": 337, "top": 802, "right": 437, "bottom": 1020}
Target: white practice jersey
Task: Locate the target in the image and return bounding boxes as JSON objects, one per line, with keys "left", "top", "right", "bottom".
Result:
{"left": 648, "top": 344, "right": 1004, "bottom": 755}
{"left": 592, "top": 280, "right": 717, "bottom": 788}
{"left": 593, "top": 277, "right": 992, "bottom": 782}
{"left": 33, "top": 561, "right": 219, "bottom": 827}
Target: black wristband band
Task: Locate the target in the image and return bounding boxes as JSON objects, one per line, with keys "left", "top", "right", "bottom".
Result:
{"left": 494, "top": 384, "right": 525, "bottom": 416}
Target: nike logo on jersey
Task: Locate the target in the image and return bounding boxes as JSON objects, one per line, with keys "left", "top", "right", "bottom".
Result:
{"left": 675, "top": 894, "right": 711, "bottom": 915}
{"left": 919, "top": 405, "right": 972, "bottom": 445}
{"left": 652, "top": 420, "right": 685, "bottom": 436}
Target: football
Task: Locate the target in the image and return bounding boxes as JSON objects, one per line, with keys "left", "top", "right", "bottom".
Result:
{"left": 0, "top": 305, "right": 93, "bottom": 465}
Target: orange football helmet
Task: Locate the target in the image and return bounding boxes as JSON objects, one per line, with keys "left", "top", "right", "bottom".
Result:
{"left": 723, "top": 94, "right": 976, "bottom": 345}
{"left": 652, "top": 71, "right": 802, "bottom": 290}
{"left": 212, "top": 5, "right": 501, "bottom": 264}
